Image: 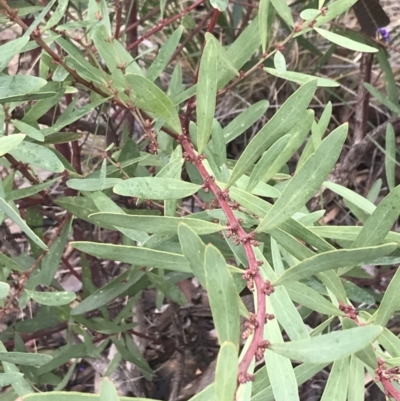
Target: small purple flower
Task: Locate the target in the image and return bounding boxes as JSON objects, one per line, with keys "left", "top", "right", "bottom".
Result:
{"left": 377, "top": 28, "right": 390, "bottom": 42}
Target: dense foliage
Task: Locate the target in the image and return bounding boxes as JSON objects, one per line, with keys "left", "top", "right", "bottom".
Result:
{"left": 0, "top": 0, "right": 400, "bottom": 400}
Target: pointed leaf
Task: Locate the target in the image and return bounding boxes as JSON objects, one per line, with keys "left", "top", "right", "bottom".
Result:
{"left": 0, "top": 75, "right": 47, "bottom": 104}
{"left": 385, "top": 124, "right": 396, "bottom": 191}
{"left": 197, "top": 38, "right": 218, "bottom": 152}
{"left": 0, "top": 134, "right": 26, "bottom": 156}
{"left": 0, "top": 36, "right": 29, "bottom": 72}
{"left": 114, "top": 177, "right": 200, "bottom": 200}
{"left": 228, "top": 80, "right": 317, "bottom": 186}
{"left": 265, "top": 68, "right": 338, "bottom": 87}
{"left": 205, "top": 244, "right": 240, "bottom": 346}
{"left": 320, "top": 357, "right": 350, "bottom": 401}
{"left": 273, "top": 243, "right": 396, "bottom": 285}
{"left": 257, "top": 123, "right": 347, "bottom": 232}
{"left": 71, "top": 241, "right": 191, "bottom": 272}
{"left": 314, "top": 27, "right": 377, "bottom": 53}
{"left": 0, "top": 197, "right": 47, "bottom": 250}
{"left": 126, "top": 74, "right": 181, "bottom": 133}
{"left": 12, "top": 119, "right": 44, "bottom": 142}
{"left": 270, "top": 325, "right": 382, "bottom": 363}
{"left": 259, "top": 0, "right": 271, "bottom": 52}
{"left": 100, "top": 377, "right": 119, "bottom": 401}
{"left": 90, "top": 213, "right": 223, "bottom": 235}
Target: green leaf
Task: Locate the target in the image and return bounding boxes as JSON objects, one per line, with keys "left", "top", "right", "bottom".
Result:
{"left": 0, "top": 372, "right": 24, "bottom": 387}
{"left": 247, "top": 135, "right": 289, "bottom": 191}
{"left": 99, "top": 377, "right": 119, "bottom": 401}
{"left": 205, "top": 244, "right": 240, "bottom": 346}
{"left": 263, "top": 294, "right": 299, "bottom": 401}
{"left": 385, "top": 124, "right": 396, "bottom": 191}
{"left": 258, "top": 123, "right": 347, "bottom": 232}
{"left": 273, "top": 51, "right": 286, "bottom": 73}
{"left": 25, "top": 290, "right": 76, "bottom": 306}
{"left": 0, "top": 281, "right": 10, "bottom": 299}
{"left": 264, "top": 68, "right": 339, "bottom": 87}
{"left": 9, "top": 142, "right": 65, "bottom": 173}
{"left": 284, "top": 282, "right": 344, "bottom": 316}
{"left": 147, "top": 271, "right": 187, "bottom": 305}
{"left": 0, "top": 197, "right": 47, "bottom": 250}
{"left": 248, "top": 110, "right": 314, "bottom": 191}
{"left": 300, "top": 9, "right": 320, "bottom": 20}
{"left": 270, "top": 325, "right": 383, "bottom": 363}
{"left": 364, "top": 83, "right": 400, "bottom": 114}
{"left": 43, "top": 0, "right": 69, "bottom": 31}
{"left": 374, "top": 267, "right": 400, "bottom": 326}
{"left": 71, "top": 268, "right": 144, "bottom": 315}
{"left": 271, "top": 0, "right": 294, "bottom": 26}
{"left": 90, "top": 213, "right": 223, "bottom": 235}
{"left": 0, "top": 37, "right": 29, "bottom": 72}
{"left": 146, "top": 27, "right": 183, "bottom": 82}
{"left": 113, "top": 177, "right": 201, "bottom": 200}
{"left": 215, "top": 342, "right": 238, "bottom": 401}
{"left": 126, "top": 74, "right": 181, "bottom": 133}
{"left": 223, "top": 100, "right": 269, "bottom": 144}
{"left": 0, "top": 75, "right": 47, "bottom": 104}
{"left": 22, "top": 393, "right": 159, "bottom": 401}
{"left": 323, "top": 181, "right": 375, "bottom": 215}
{"left": 197, "top": 38, "right": 218, "bottom": 153}
{"left": 314, "top": 27, "right": 377, "bottom": 53}
{"left": 259, "top": 0, "right": 271, "bottom": 52}
{"left": 178, "top": 223, "right": 207, "bottom": 287}
{"left": 0, "top": 134, "right": 26, "bottom": 156}
{"left": 11, "top": 120, "right": 44, "bottom": 142}
{"left": 210, "top": 0, "right": 229, "bottom": 11}
{"left": 228, "top": 80, "right": 317, "bottom": 186}
{"left": 320, "top": 357, "right": 350, "bottom": 401}
{"left": 376, "top": 48, "right": 399, "bottom": 111}
{"left": 351, "top": 184, "right": 400, "bottom": 249}
{"left": 67, "top": 178, "right": 122, "bottom": 191}
{"left": 71, "top": 241, "right": 191, "bottom": 272}
{"left": 347, "top": 355, "right": 365, "bottom": 401}
{"left": 0, "top": 352, "right": 52, "bottom": 366}
{"left": 273, "top": 243, "right": 396, "bottom": 285}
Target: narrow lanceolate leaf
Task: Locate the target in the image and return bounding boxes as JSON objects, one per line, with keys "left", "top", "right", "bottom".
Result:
{"left": 250, "top": 110, "right": 314, "bottom": 190}
{"left": 314, "top": 27, "right": 377, "bottom": 53}
{"left": 215, "top": 342, "right": 238, "bottom": 401}
{"left": 227, "top": 80, "right": 317, "bottom": 187}
{"left": 0, "top": 198, "right": 47, "bottom": 250}
{"left": 351, "top": 184, "right": 400, "bottom": 249}
{"left": 0, "top": 352, "right": 52, "bottom": 366}
{"left": 178, "top": 223, "right": 207, "bottom": 287}
{"left": 71, "top": 241, "right": 191, "bottom": 272}
{"left": 9, "top": 142, "right": 65, "bottom": 173}
{"left": 210, "top": 0, "right": 229, "bottom": 11}
{"left": 0, "top": 75, "right": 47, "bottom": 104}
{"left": 113, "top": 177, "right": 201, "bottom": 200}
{"left": 284, "top": 282, "right": 344, "bottom": 316}
{"left": 205, "top": 245, "right": 240, "bottom": 347}
{"left": 274, "top": 51, "right": 286, "bottom": 72}
{"left": 320, "top": 357, "right": 350, "bottom": 401}
{"left": 0, "top": 36, "right": 29, "bottom": 72}
{"left": 126, "top": 74, "right": 181, "bottom": 134}
{"left": 12, "top": 119, "right": 44, "bottom": 141}
{"left": 197, "top": 38, "right": 218, "bottom": 153}
{"left": 259, "top": 0, "right": 271, "bottom": 52}
{"left": 0, "top": 372, "right": 24, "bottom": 387}
{"left": 25, "top": 290, "right": 76, "bottom": 306}
{"left": 385, "top": 124, "right": 396, "bottom": 192}
{"left": 0, "top": 134, "right": 25, "bottom": 156}
{"left": 146, "top": 27, "right": 183, "bottom": 82}
{"left": 374, "top": 267, "right": 400, "bottom": 326}
{"left": 257, "top": 123, "right": 347, "bottom": 232}
{"left": 90, "top": 213, "right": 224, "bottom": 235}
{"left": 348, "top": 355, "right": 365, "bottom": 401}
{"left": 271, "top": 0, "right": 294, "bottom": 26}
{"left": 270, "top": 325, "right": 383, "bottom": 364}
{"left": 43, "top": 0, "right": 69, "bottom": 30}
{"left": 273, "top": 243, "right": 396, "bottom": 285}
{"left": 264, "top": 68, "right": 339, "bottom": 87}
